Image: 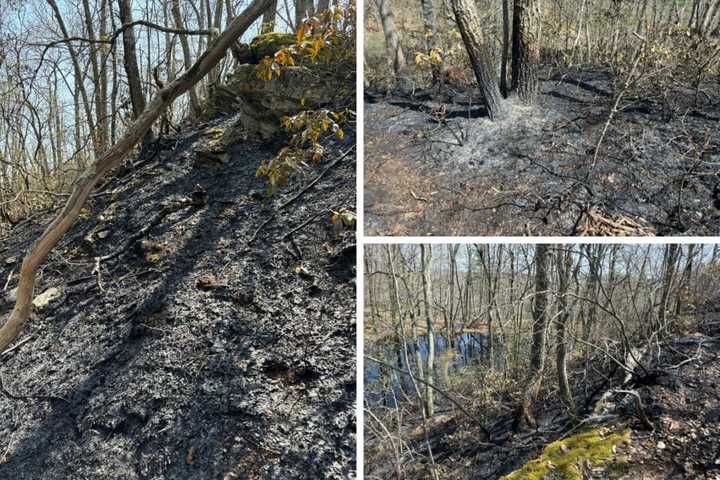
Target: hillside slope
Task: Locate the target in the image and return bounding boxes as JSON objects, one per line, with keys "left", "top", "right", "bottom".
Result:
{"left": 0, "top": 113, "right": 356, "bottom": 479}
{"left": 366, "top": 309, "right": 720, "bottom": 480}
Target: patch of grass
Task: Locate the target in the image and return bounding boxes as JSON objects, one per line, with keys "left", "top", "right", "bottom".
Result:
{"left": 501, "top": 426, "right": 631, "bottom": 480}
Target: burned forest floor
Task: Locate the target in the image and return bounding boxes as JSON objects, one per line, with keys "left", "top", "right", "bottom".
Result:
{"left": 365, "top": 308, "right": 720, "bottom": 480}
{"left": 0, "top": 114, "right": 356, "bottom": 479}
{"left": 364, "top": 65, "right": 720, "bottom": 236}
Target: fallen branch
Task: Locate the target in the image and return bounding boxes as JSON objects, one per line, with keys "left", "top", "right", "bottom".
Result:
{"left": 615, "top": 389, "right": 654, "bottom": 430}
{"left": 278, "top": 211, "right": 326, "bottom": 241}
{"left": 0, "top": 336, "right": 33, "bottom": 359}
{"left": 279, "top": 146, "right": 355, "bottom": 210}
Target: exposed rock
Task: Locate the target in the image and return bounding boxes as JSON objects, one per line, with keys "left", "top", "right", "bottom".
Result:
{"left": 205, "top": 33, "right": 353, "bottom": 140}
{"left": 32, "top": 287, "right": 61, "bottom": 309}
{"left": 4, "top": 287, "right": 17, "bottom": 304}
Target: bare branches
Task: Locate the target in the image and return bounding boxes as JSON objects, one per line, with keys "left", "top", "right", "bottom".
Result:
{"left": 30, "top": 20, "right": 214, "bottom": 50}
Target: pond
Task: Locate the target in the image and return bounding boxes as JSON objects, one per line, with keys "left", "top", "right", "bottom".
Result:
{"left": 365, "top": 331, "right": 504, "bottom": 406}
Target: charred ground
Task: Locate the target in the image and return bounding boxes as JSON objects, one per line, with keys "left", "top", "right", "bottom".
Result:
{"left": 0, "top": 115, "right": 356, "bottom": 479}
{"left": 364, "top": 65, "right": 720, "bottom": 236}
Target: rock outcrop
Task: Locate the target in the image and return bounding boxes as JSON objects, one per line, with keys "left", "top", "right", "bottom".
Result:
{"left": 204, "top": 33, "right": 354, "bottom": 139}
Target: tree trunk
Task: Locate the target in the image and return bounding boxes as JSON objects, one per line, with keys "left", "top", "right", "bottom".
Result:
{"left": 295, "top": 0, "right": 306, "bottom": 28}
{"left": 420, "top": 0, "right": 439, "bottom": 84}
{"left": 516, "top": 243, "right": 549, "bottom": 430}
{"left": 261, "top": 0, "right": 278, "bottom": 33}
{"left": 450, "top": 0, "right": 508, "bottom": 120}
{"left": 511, "top": 0, "right": 543, "bottom": 103}
{"left": 702, "top": 0, "right": 720, "bottom": 34}
{"left": 658, "top": 244, "right": 680, "bottom": 332}
{"left": 317, "top": 0, "right": 330, "bottom": 13}
{"left": 421, "top": 244, "right": 435, "bottom": 417}
{"left": 82, "top": 0, "right": 109, "bottom": 152}
{"left": 375, "top": 0, "right": 410, "bottom": 92}
{"left": 117, "top": 0, "right": 150, "bottom": 138}
{"left": 555, "top": 246, "right": 575, "bottom": 414}
{"left": 0, "top": 0, "right": 272, "bottom": 354}
{"left": 500, "top": 0, "right": 510, "bottom": 97}
{"left": 47, "top": 0, "right": 99, "bottom": 157}
{"left": 171, "top": 0, "right": 202, "bottom": 115}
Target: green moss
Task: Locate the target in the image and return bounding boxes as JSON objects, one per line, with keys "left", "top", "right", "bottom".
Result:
{"left": 501, "top": 426, "right": 631, "bottom": 480}
{"left": 249, "top": 32, "right": 295, "bottom": 59}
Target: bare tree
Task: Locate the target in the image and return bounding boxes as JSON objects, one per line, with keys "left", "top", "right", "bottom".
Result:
{"left": 171, "top": 0, "right": 202, "bottom": 114}
{"left": 118, "top": 0, "right": 151, "bottom": 143}
{"left": 555, "top": 245, "right": 575, "bottom": 414}
{"left": 421, "top": 244, "right": 435, "bottom": 417}
{"left": 516, "top": 243, "right": 549, "bottom": 430}
{"left": 375, "top": 0, "right": 409, "bottom": 91}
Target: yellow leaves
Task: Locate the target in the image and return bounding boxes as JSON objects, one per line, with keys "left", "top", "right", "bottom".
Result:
{"left": 255, "top": 58, "right": 275, "bottom": 80}
{"left": 331, "top": 208, "right": 356, "bottom": 229}
{"left": 296, "top": 23, "right": 306, "bottom": 43}
{"left": 430, "top": 49, "right": 443, "bottom": 64}
{"left": 253, "top": 3, "right": 354, "bottom": 82}
{"left": 331, "top": 208, "right": 356, "bottom": 237}
{"left": 414, "top": 48, "right": 443, "bottom": 68}
{"left": 257, "top": 108, "right": 349, "bottom": 195}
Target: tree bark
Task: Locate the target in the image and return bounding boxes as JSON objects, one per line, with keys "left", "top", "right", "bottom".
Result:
{"left": 516, "top": 243, "right": 549, "bottom": 430}
{"left": 450, "top": 0, "right": 508, "bottom": 120}
{"left": 421, "top": 244, "right": 435, "bottom": 417}
{"left": 171, "top": 0, "right": 202, "bottom": 115}
{"left": 0, "top": 0, "right": 272, "bottom": 354}
{"left": 555, "top": 246, "right": 575, "bottom": 414}
{"left": 317, "top": 0, "right": 330, "bottom": 13}
{"left": 420, "top": 0, "right": 439, "bottom": 84}
{"left": 375, "top": 0, "right": 410, "bottom": 91}
{"left": 261, "top": 0, "right": 278, "bottom": 33}
{"left": 511, "top": 0, "right": 543, "bottom": 103}
{"left": 295, "top": 0, "right": 307, "bottom": 29}
{"left": 117, "top": 0, "right": 149, "bottom": 127}
{"left": 658, "top": 244, "right": 680, "bottom": 332}
{"left": 500, "top": 0, "right": 510, "bottom": 97}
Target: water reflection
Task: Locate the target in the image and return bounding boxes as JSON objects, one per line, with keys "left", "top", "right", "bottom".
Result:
{"left": 365, "top": 332, "right": 503, "bottom": 406}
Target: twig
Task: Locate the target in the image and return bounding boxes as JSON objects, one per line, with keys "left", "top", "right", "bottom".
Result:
{"left": 591, "top": 35, "right": 647, "bottom": 168}
{"left": 247, "top": 216, "right": 275, "bottom": 245}
{"left": 279, "top": 146, "right": 355, "bottom": 210}
{"left": 410, "top": 190, "right": 429, "bottom": 203}
{"left": 0, "top": 336, "right": 33, "bottom": 358}
{"left": 3, "top": 269, "right": 14, "bottom": 291}
{"left": 278, "top": 211, "right": 325, "bottom": 241}
{"left": 0, "top": 370, "right": 69, "bottom": 403}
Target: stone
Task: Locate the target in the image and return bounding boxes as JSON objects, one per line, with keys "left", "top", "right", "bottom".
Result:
{"left": 4, "top": 287, "right": 17, "bottom": 304}
{"left": 32, "top": 287, "right": 61, "bottom": 309}
{"left": 203, "top": 33, "right": 353, "bottom": 140}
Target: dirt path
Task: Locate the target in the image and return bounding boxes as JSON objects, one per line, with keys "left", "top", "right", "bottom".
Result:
{"left": 364, "top": 67, "right": 720, "bottom": 236}
{"left": 0, "top": 114, "right": 356, "bottom": 479}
